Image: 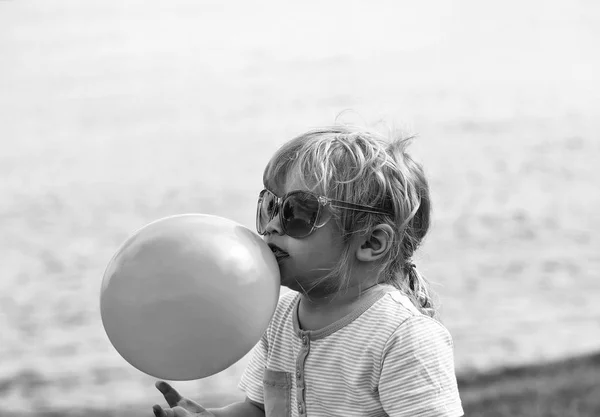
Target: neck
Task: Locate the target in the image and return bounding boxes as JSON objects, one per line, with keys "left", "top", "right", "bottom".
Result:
{"left": 299, "top": 280, "right": 380, "bottom": 312}
{"left": 295, "top": 262, "right": 384, "bottom": 314}
{"left": 296, "top": 281, "right": 385, "bottom": 332}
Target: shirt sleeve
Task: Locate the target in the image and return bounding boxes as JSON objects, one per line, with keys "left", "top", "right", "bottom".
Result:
{"left": 237, "top": 330, "right": 268, "bottom": 404}
{"left": 378, "top": 315, "right": 464, "bottom": 417}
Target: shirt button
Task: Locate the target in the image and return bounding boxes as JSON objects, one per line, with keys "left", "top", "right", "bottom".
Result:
{"left": 302, "top": 336, "right": 308, "bottom": 345}
{"left": 298, "top": 403, "right": 304, "bottom": 413}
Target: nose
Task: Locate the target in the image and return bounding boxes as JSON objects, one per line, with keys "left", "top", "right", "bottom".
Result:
{"left": 264, "top": 211, "right": 284, "bottom": 236}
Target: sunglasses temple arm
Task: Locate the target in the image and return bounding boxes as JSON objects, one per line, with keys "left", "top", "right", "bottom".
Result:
{"left": 329, "top": 202, "right": 390, "bottom": 216}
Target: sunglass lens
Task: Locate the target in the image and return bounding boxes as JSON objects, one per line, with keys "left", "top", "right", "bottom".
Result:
{"left": 257, "top": 190, "right": 276, "bottom": 234}
{"left": 281, "top": 193, "right": 320, "bottom": 238}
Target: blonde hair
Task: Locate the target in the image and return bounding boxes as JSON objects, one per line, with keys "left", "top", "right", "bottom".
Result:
{"left": 263, "top": 124, "right": 437, "bottom": 318}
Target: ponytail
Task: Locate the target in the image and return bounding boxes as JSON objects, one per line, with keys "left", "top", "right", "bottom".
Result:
{"left": 404, "top": 262, "right": 437, "bottom": 319}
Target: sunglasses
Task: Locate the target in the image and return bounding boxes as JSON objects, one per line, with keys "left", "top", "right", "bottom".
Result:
{"left": 256, "top": 188, "right": 390, "bottom": 239}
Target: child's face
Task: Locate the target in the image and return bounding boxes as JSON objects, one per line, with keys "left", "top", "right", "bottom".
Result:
{"left": 262, "top": 174, "right": 346, "bottom": 297}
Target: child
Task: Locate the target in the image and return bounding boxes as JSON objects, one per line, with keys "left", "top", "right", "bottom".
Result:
{"left": 152, "top": 125, "right": 464, "bottom": 417}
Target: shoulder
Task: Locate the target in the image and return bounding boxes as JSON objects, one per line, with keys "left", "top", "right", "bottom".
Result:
{"left": 369, "top": 289, "right": 444, "bottom": 333}
{"left": 386, "top": 315, "right": 454, "bottom": 354}
{"left": 351, "top": 289, "right": 451, "bottom": 355}
{"left": 377, "top": 289, "right": 423, "bottom": 318}
{"left": 374, "top": 290, "right": 454, "bottom": 352}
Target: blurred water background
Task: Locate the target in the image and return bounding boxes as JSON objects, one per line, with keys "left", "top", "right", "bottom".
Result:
{"left": 1, "top": 0, "right": 599, "bottom": 414}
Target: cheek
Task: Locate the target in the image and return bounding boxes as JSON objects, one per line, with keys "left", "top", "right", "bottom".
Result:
{"left": 292, "top": 236, "right": 344, "bottom": 265}
{"left": 287, "top": 242, "right": 326, "bottom": 263}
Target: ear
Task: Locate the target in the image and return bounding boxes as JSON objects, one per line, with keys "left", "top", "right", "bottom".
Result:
{"left": 355, "top": 224, "right": 394, "bottom": 262}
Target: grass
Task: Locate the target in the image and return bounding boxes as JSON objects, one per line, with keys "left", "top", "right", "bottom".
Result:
{"left": 457, "top": 352, "right": 600, "bottom": 417}
{"left": 7, "top": 352, "right": 599, "bottom": 417}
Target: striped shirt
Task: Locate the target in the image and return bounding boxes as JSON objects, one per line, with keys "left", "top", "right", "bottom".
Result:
{"left": 239, "top": 286, "right": 464, "bottom": 417}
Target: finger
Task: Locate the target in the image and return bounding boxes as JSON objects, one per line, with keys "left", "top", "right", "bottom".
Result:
{"left": 152, "top": 405, "right": 167, "bottom": 417}
{"left": 155, "top": 380, "right": 183, "bottom": 408}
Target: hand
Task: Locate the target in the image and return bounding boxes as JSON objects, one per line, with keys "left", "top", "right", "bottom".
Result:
{"left": 152, "top": 381, "right": 215, "bottom": 417}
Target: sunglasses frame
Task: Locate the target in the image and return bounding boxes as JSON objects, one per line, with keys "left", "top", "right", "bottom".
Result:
{"left": 256, "top": 188, "right": 391, "bottom": 238}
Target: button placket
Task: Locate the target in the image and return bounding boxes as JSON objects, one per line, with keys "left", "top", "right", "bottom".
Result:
{"left": 296, "top": 331, "right": 310, "bottom": 416}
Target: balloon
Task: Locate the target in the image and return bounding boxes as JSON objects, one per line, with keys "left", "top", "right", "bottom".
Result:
{"left": 100, "top": 214, "right": 280, "bottom": 381}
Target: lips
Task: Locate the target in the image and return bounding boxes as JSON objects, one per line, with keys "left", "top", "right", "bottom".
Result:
{"left": 268, "top": 243, "right": 289, "bottom": 261}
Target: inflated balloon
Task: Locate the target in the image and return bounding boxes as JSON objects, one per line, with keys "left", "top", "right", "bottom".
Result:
{"left": 100, "top": 214, "right": 280, "bottom": 381}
